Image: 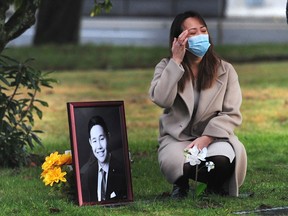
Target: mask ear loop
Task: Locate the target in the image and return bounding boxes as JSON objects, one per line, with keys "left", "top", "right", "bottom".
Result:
{"left": 185, "top": 48, "right": 192, "bottom": 54}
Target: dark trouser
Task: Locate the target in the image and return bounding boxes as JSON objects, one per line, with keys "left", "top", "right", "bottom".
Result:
{"left": 175, "top": 156, "right": 235, "bottom": 194}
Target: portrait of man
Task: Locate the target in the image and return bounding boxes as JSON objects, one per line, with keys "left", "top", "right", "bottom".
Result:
{"left": 67, "top": 101, "right": 133, "bottom": 206}
{"left": 80, "top": 115, "right": 128, "bottom": 203}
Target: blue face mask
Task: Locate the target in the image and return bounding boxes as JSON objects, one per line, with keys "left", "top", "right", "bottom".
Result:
{"left": 187, "top": 34, "right": 211, "bottom": 57}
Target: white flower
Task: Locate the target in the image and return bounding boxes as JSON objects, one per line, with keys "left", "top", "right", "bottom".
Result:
{"left": 186, "top": 153, "right": 201, "bottom": 166}
{"left": 197, "top": 147, "right": 207, "bottom": 161}
{"left": 184, "top": 146, "right": 207, "bottom": 166}
{"left": 205, "top": 161, "right": 215, "bottom": 172}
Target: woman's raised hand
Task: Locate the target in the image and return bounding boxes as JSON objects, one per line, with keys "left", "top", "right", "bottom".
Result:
{"left": 171, "top": 30, "right": 188, "bottom": 65}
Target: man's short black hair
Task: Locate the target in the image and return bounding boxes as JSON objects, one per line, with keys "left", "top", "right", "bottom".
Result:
{"left": 88, "top": 115, "right": 110, "bottom": 140}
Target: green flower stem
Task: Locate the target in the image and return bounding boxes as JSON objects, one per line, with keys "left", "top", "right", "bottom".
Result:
{"left": 193, "top": 164, "right": 199, "bottom": 199}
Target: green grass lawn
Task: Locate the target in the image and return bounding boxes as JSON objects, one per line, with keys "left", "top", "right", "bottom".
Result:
{"left": 1, "top": 59, "right": 288, "bottom": 215}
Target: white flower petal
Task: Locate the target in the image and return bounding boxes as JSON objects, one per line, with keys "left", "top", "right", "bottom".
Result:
{"left": 195, "top": 159, "right": 201, "bottom": 165}
{"left": 189, "top": 158, "right": 201, "bottom": 166}
{"left": 184, "top": 146, "right": 209, "bottom": 166}
{"left": 189, "top": 161, "right": 197, "bottom": 166}
{"left": 205, "top": 161, "right": 215, "bottom": 172}
{"left": 198, "top": 147, "right": 207, "bottom": 161}
{"left": 189, "top": 146, "right": 199, "bottom": 156}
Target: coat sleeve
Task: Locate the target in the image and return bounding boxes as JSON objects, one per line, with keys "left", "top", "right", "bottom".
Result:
{"left": 202, "top": 63, "right": 242, "bottom": 138}
{"left": 149, "top": 58, "right": 184, "bottom": 108}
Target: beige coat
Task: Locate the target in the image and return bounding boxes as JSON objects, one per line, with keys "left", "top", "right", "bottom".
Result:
{"left": 149, "top": 58, "right": 247, "bottom": 196}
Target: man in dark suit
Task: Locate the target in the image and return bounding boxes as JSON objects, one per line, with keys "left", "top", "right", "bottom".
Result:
{"left": 80, "top": 116, "right": 127, "bottom": 203}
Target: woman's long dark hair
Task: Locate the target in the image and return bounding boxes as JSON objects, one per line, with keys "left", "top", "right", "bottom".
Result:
{"left": 169, "top": 11, "right": 221, "bottom": 92}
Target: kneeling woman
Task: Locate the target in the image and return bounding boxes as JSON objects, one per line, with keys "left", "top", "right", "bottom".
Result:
{"left": 149, "top": 11, "right": 247, "bottom": 198}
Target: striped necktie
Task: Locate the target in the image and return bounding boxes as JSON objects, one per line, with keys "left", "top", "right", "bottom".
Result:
{"left": 101, "top": 169, "right": 106, "bottom": 200}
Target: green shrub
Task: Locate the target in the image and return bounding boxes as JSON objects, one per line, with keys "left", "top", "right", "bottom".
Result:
{"left": 0, "top": 55, "right": 56, "bottom": 167}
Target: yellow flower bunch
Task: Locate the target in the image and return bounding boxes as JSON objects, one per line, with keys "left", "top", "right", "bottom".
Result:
{"left": 40, "top": 151, "right": 72, "bottom": 186}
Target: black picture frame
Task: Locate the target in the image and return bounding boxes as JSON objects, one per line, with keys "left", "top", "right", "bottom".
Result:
{"left": 67, "top": 101, "right": 133, "bottom": 206}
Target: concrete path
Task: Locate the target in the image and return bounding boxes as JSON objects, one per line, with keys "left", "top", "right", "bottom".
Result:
{"left": 7, "top": 16, "right": 288, "bottom": 47}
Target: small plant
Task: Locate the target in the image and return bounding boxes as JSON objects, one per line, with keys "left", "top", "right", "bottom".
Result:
{"left": 0, "top": 54, "right": 56, "bottom": 167}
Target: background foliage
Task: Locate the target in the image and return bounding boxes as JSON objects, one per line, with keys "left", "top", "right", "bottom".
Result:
{"left": 0, "top": 55, "right": 56, "bottom": 167}
{"left": 0, "top": 0, "right": 111, "bottom": 167}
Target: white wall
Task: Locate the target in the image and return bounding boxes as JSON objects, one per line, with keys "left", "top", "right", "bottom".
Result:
{"left": 226, "top": 0, "right": 287, "bottom": 17}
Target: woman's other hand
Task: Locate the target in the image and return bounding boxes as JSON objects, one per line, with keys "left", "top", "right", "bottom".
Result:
{"left": 186, "top": 135, "right": 214, "bottom": 150}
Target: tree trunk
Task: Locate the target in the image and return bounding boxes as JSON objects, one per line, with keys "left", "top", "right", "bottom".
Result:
{"left": 286, "top": 0, "right": 288, "bottom": 24}
{"left": 0, "top": 0, "right": 40, "bottom": 53}
{"left": 33, "top": 0, "right": 83, "bottom": 45}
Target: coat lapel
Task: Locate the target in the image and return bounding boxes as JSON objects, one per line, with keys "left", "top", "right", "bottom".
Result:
{"left": 179, "top": 77, "right": 224, "bottom": 123}
{"left": 179, "top": 78, "right": 194, "bottom": 118}
{"left": 194, "top": 78, "right": 224, "bottom": 124}
{"left": 178, "top": 62, "right": 226, "bottom": 125}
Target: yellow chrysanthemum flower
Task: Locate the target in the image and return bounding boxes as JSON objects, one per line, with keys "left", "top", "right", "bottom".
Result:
{"left": 40, "top": 151, "right": 72, "bottom": 187}
{"left": 40, "top": 169, "right": 48, "bottom": 179}
{"left": 42, "top": 152, "right": 61, "bottom": 171}
{"left": 42, "top": 167, "right": 67, "bottom": 186}
{"left": 58, "top": 154, "right": 72, "bottom": 166}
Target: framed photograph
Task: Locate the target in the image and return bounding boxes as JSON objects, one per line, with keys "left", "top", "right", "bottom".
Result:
{"left": 67, "top": 101, "right": 133, "bottom": 206}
